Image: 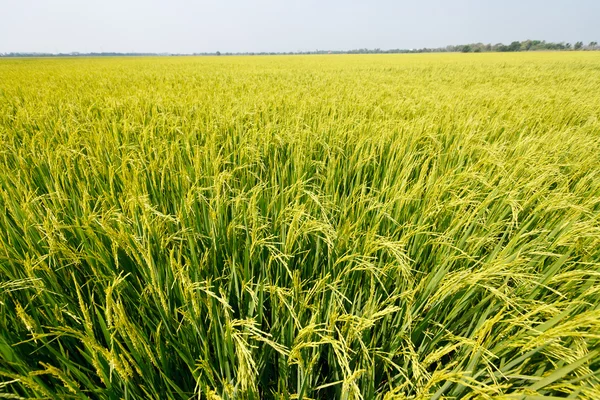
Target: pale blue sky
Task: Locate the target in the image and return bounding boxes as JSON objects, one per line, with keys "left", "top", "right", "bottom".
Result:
{"left": 1, "top": 0, "right": 599, "bottom": 53}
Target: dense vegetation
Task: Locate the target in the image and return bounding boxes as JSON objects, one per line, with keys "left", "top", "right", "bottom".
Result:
{"left": 1, "top": 53, "right": 600, "bottom": 399}
{"left": 449, "top": 40, "right": 598, "bottom": 53}
{"left": 2, "top": 39, "right": 598, "bottom": 57}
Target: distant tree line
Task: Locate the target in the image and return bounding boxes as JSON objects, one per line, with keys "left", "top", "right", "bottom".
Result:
{"left": 2, "top": 40, "right": 598, "bottom": 57}
{"left": 449, "top": 40, "right": 598, "bottom": 53}
{"left": 194, "top": 41, "right": 599, "bottom": 56}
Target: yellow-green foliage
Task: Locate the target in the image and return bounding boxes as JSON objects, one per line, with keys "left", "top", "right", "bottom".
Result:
{"left": 1, "top": 53, "right": 600, "bottom": 399}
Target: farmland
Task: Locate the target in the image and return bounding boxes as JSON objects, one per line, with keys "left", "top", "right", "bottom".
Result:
{"left": 1, "top": 53, "right": 600, "bottom": 399}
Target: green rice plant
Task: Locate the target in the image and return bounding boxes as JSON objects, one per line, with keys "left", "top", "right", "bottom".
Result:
{"left": 1, "top": 52, "right": 599, "bottom": 399}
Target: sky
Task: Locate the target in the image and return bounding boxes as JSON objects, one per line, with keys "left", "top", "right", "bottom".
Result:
{"left": 1, "top": 0, "right": 599, "bottom": 54}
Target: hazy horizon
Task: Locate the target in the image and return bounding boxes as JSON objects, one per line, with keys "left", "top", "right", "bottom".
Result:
{"left": 1, "top": 0, "right": 599, "bottom": 54}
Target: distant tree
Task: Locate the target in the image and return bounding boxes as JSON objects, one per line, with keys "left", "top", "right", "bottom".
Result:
{"left": 493, "top": 43, "right": 507, "bottom": 52}
{"left": 521, "top": 40, "right": 533, "bottom": 51}
{"left": 461, "top": 45, "right": 473, "bottom": 53}
{"left": 589, "top": 41, "right": 598, "bottom": 49}
{"left": 574, "top": 42, "right": 583, "bottom": 50}
{"left": 507, "top": 41, "right": 521, "bottom": 51}
{"left": 216, "top": 51, "right": 221, "bottom": 56}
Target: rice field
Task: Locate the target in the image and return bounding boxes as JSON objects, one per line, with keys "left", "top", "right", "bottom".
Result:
{"left": 1, "top": 53, "right": 600, "bottom": 399}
